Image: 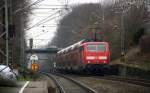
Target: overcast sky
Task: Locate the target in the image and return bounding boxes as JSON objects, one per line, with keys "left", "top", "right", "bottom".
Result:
{"left": 26, "top": 0, "right": 105, "bottom": 48}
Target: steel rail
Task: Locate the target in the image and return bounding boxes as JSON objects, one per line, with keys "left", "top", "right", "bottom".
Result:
{"left": 60, "top": 74, "right": 150, "bottom": 88}
{"left": 101, "top": 76, "right": 150, "bottom": 87}
{"left": 41, "top": 72, "right": 66, "bottom": 93}
{"left": 55, "top": 73, "right": 98, "bottom": 93}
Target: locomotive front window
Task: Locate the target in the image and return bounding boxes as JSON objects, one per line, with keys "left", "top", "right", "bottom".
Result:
{"left": 97, "top": 44, "right": 106, "bottom": 52}
{"left": 87, "top": 45, "right": 97, "bottom": 51}
{"left": 87, "top": 44, "right": 106, "bottom": 52}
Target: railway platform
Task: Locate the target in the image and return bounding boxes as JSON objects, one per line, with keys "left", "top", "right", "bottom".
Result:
{"left": 0, "top": 81, "right": 49, "bottom": 93}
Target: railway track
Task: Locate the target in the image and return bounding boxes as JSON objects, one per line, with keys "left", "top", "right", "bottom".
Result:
{"left": 66, "top": 74, "right": 150, "bottom": 87}
{"left": 42, "top": 72, "right": 97, "bottom": 93}
{"left": 101, "top": 76, "right": 150, "bottom": 87}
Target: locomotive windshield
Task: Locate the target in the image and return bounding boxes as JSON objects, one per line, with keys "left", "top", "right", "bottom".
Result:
{"left": 97, "top": 44, "right": 106, "bottom": 52}
{"left": 87, "top": 44, "right": 106, "bottom": 52}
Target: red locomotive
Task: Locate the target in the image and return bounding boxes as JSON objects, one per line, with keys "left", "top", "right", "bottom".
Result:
{"left": 55, "top": 40, "right": 110, "bottom": 73}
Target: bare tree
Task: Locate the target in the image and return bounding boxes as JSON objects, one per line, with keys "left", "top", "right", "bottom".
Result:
{"left": 50, "top": 0, "right": 145, "bottom": 59}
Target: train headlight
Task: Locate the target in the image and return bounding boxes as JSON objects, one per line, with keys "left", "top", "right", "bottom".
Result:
{"left": 99, "top": 56, "right": 107, "bottom": 60}
{"left": 88, "top": 61, "right": 90, "bottom": 63}
{"left": 86, "top": 56, "right": 96, "bottom": 60}
{"left": 103, "top": 61, "right": 106, "bottom": 63}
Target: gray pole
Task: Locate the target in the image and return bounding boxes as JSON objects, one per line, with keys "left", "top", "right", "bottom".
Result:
{"left": 121, "top": 12, "right": 125, "bottom": 56}
{"left": 102, "top": 5, "right": 104, "bottom": 41}
{"left": 5, "top": 0, "right": 9, "bottom": 66}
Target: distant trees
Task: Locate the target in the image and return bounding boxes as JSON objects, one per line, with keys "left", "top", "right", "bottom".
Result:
{"left": 13, "top": 0, "right": 31, "bottom": 66}
{"left": 50, "top": 0, "right": 146, "bottom": 59}
{"left": 11, "top": 0, "right": 31, "bottom": 66}
{"left": 0, "top": 0, "right": 31, "bottom": 65}
{"left": 51, "top": 3, "right": 104, "bottom": 47}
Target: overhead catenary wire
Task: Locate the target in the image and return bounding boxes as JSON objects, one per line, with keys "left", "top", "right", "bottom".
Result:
{"left": 25, "top": 15, "right": 60, "bottom": 32}
{"left": 25, "top": 0, "right": 70, "bottom": 48}
{"left": 31, "top": 12, "right": 57, "bottom": 14}
{"left": 26, "top": 24, "right": 57, "bottom": 36}
{"left": 13, "top": 0, "right": 45, "bottom": 14}
{"left": 25, "top": 15, "right": 60, "bottom": 39}
{"left": 25, "top": 10, "right": 60, "bottom": 30}
{"left": 26, "top": 27, "right": 56, "bottom": 47}
{"left": 36, "top": 15, "right": 60, "bottom": 26}
{"left": 31, "top": 9, "right": 60, "bottom": 14}
{"left": 25, "top": 2, "right": 68, "bottom": 38}
{"left": 25, "top": 0, "right": 69, "bottom": 31}
{"left": 31, "top": 7, "right": 68, "bottom": 10}
{"left": 26, "top": 18, "right": 59, "bottom": 38}
{"left": 36, "top": 4, "right": 66, "bottom": 6}
{"left": 24, "top": 11, "right": 60, "bottom": 31}
{"left": 30, "top": 25, "right": 57, "bottom": 27}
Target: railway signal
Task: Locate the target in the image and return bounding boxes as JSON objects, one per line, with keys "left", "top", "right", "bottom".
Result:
{"left": 31, "top": 63, "right": 39, "bottom": 72}
{"left": 29, "top": 54, "right": 39, "bottom": 72}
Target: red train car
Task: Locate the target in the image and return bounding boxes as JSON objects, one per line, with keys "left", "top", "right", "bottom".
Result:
{"left": 55, "top": 40, "right": 110, "bottom": 72}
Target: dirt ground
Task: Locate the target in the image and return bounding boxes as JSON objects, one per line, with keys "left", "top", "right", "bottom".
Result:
{"left": 74, "top": 76, "right": 150, "bottom": 93}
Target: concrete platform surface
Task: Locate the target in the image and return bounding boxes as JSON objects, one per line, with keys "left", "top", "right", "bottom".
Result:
{"left": 24, "top": 81, "right": 48, "bottom": 93}
{"left": 0, "top": 81, "right": 48, "bottom": 93}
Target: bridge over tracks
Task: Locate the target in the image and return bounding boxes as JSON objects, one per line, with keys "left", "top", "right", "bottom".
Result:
{"left": 25, "top": 48, "right": 60, "bottom": 72}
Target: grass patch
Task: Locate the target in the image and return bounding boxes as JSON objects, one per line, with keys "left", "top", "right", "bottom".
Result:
{"left": 17, "top": 67, "right": 40, "bottom": 81}
{"left": 17, "top": 75, "right": 33, "bottom": 81}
